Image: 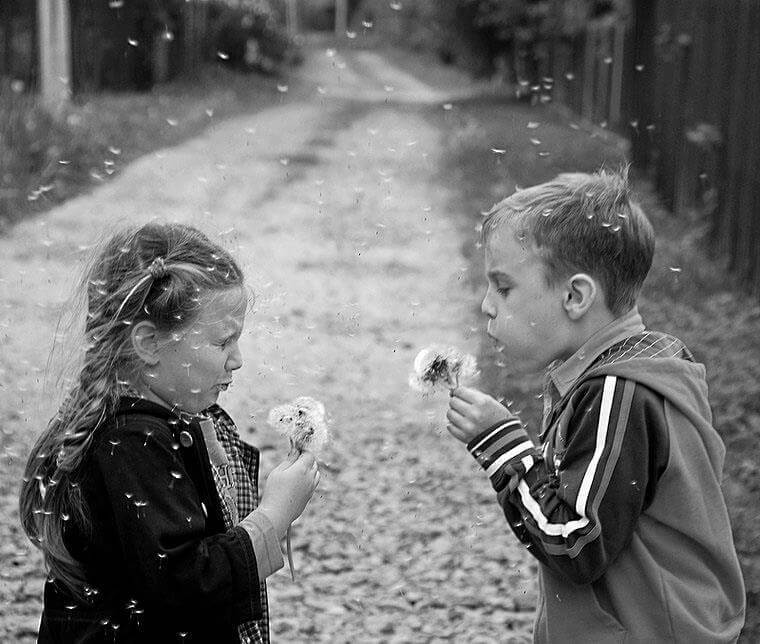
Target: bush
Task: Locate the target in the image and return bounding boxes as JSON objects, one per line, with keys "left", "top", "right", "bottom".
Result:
{"left": 210, "top": 5, "right": 301, "bottom": 74}
{"left": 0, "top": 80, "right": 67, "bottom": 231}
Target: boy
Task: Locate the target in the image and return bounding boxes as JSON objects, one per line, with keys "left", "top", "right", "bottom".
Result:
{"left": 446, "top": 169, "right": 745, "bottom": 643}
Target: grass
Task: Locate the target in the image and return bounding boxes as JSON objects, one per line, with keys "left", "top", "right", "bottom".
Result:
{"left": 0, "top": 63, "right": 305, "bottom": 233}
{"left": 434, "top": 97, "right": 760, "bottom": 642}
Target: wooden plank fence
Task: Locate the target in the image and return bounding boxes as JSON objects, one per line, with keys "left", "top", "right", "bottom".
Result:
{"left": 546, "top": 1, "right": 760, "bottom": 297}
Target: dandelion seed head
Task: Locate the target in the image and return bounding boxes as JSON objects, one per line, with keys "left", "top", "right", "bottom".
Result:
{"left": 267, "top": 397, "right": 329, "bottom": 455}
{"left": 409, "top": 346, "right": 478, "bottom": 393}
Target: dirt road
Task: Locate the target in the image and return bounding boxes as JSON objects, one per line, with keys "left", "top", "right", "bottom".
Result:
{"left": 0, "top": 46, "right": 536, "bottom": 642}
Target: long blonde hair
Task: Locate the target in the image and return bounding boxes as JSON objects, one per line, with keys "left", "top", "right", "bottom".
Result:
{"left": 19, "top": 222, "right": 244, "bottom": 598}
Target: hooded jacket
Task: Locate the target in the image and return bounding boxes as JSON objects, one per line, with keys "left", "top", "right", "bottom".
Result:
{"left": 468, "top": 312, "right": 745, "bottom": 643}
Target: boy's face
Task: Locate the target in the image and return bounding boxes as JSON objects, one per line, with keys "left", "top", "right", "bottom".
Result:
{"left": 482, "top": 226, "right": 572, "bottom": 371}
{"left": 147, "top": 288, "right": 247, "bottom": 414}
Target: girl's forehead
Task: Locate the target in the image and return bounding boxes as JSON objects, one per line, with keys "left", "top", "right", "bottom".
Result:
{"left": 195, "top": 288, "right": 248, "bottom": 326}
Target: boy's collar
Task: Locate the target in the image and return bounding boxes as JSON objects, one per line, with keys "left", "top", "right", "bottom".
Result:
{"left": 548, "top": 307, "right": 646, "bottom": 397}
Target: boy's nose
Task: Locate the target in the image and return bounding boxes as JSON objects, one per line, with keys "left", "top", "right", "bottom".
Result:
{"left": 481, "top": 293, "right": 496, "bottom": 318}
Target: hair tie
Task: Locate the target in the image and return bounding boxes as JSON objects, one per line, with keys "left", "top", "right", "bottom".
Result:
{"left": 148, "top": 257, "right": 168, "bottom": 279}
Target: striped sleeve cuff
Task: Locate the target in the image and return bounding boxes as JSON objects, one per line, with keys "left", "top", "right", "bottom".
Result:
{"left": 467, "top": 418, "right": 538, "bottom": 491}
{"left": 239, "top": 508, "right": 284, "bottom": 580}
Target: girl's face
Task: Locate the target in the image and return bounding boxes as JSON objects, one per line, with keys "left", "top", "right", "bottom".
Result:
{"left": 146, "top": 287, "right": 247, "bottom": 414}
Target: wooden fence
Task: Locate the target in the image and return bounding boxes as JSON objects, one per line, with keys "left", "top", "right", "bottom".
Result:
{"left": 546, "top": 1, "right": 760, "bottom": 297}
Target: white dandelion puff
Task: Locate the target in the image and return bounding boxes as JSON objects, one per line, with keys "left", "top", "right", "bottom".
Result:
{"left": 409, "top": 346, "right": 478, "bottom": 393}
{"left": 267, "top": 396, "right": 328, "bottom": 455}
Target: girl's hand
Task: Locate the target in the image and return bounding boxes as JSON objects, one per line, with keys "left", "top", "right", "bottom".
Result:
{"left": 258, "top": 452, "right": 320, "bottom": 537}
{"left": 446, "top": 386, "right": 516, "bottom": 444}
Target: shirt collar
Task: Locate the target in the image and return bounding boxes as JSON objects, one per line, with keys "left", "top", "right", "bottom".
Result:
{"left": 548, "top": 307, "right": 646, "bottom": 397}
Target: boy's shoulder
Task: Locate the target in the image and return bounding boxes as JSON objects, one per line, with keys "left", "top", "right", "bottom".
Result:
{"left": 591, "top": 330, "right": 695, "bottom": 371}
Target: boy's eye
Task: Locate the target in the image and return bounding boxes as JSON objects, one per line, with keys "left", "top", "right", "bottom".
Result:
{"left": 497, "top": 286, "right": 511, "bottom": 297}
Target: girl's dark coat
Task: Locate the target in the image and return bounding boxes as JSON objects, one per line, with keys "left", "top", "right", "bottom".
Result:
{"left": 38, "top": 398, "right": 262, "bottom": 643}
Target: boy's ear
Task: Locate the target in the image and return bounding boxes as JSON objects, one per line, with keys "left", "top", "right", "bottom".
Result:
{"left": 131, "top": 321, "right": 160, "bottom": 365}
{"left": 562, "top": 273, "right": 598, "bottom": 320}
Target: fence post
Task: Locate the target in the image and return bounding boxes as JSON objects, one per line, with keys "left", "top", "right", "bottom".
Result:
{"left": 36, "top": 0, "right": 71, "bottom": 113}
{"left": 582, "top": 24, "right": 596, "bottom": 120}
{"left": 286, "top": 0, "right": 298, "bottom": 36}
{"left": 609, "top": 20, "right": 626, "bottom": 127}
{"left": 335, "top": 0, "right": 348, "bottom": 37}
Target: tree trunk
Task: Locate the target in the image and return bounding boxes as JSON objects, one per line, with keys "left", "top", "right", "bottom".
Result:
{"left": 37, "top": 0, "right": 71, "bottom": 112}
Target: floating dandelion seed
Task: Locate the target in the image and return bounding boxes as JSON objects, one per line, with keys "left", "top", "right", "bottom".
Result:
{"left": 127, "top": 38, "right": 139, "bottom": 47}
{"left": 217, "top": 51, "right": 230, "bottom": 60}
{"left": 409, "top": 346, "right": 478, "bottom": 394}
{"left": 362, "top": 20, "right": 373, "bottom": 28}
{"left": 166, "top": 118, "right": 178, "bottom": 126}
{"left": 277, "top": 84, "right": 289, "bottom": 93}
{"left": 267, "top": 397, "right": 329, "bottom": 581}
{"left": 527, "top": 121, "right": 540, "bottom": 129}
{"left": 491, "top": 148, "right": 507, "bottom": 155}
{"left": 442, "top": 103, "right": 453, "bottom": 111}
{"left": 390, "top": 1, "right": 402, "bottom": 10}
{"left": 346, "top": 31, "right": 357, "bottom": 39}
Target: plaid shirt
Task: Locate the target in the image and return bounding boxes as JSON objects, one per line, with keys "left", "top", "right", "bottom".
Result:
{"left": 206, "top": 406, "right": 270, "bottom": 644}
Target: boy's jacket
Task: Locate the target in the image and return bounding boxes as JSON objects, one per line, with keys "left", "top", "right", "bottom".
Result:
{"left": 469, "top": 329, "right": 746, "bottom": 643}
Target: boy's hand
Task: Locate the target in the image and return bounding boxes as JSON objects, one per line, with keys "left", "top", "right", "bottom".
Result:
{"left": 447, "top": 386, "right": 516, "bottom": 444}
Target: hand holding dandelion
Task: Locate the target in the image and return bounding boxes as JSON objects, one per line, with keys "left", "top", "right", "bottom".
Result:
{"left": 409, "top": 345, "right": 479, "bottom": 393}
{"left": 266, "top": 397, "right": 328, "bottom": 581}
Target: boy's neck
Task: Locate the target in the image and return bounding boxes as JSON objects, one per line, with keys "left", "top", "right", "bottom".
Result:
{"left": 550, "top": 307, "right": 645, "bottom": 393}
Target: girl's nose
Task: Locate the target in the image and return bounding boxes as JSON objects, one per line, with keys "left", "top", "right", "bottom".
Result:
{"left": 226, "top": 343, "right": 243, "bottom": 371}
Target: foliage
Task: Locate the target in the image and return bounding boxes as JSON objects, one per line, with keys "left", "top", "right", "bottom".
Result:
{"left": 209, "top": 2, "right": 302, "bottom": 73}
{"left": 0, "top": 65, "right": 291, "bottom": 232}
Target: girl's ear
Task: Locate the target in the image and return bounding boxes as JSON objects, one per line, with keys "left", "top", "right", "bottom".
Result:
{"left": 131, "top": 321, "right": 160, "bottom": 365}
{"left": 563, "top": 273, "right": 597, "bottom": 320}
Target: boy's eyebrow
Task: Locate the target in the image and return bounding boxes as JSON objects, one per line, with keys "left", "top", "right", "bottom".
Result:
{"left": 487, "top": 270, "right": 513, "bottom": 282}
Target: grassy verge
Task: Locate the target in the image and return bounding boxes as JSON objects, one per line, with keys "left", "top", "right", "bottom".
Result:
{"left": 0, "top": 63, "right": 305, "bottom": 233}
{"left": 435, "top": 97, "right": 760, "bottom": 641}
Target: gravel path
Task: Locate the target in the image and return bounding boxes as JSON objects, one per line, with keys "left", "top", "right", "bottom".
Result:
{"left": 0, "top": 46, "right": 536, "bottom": 642}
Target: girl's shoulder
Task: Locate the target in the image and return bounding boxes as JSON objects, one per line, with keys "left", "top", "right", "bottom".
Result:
{"left": 91, "top": 397, "right": 176, "bottom": 453}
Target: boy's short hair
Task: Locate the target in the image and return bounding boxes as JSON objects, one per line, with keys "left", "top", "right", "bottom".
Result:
{"left": 482, "top": 168, "right": 655, "bottom": 316}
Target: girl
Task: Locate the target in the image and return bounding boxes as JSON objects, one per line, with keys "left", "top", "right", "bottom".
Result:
{"left": 19, "top": 223, "right": 319, "bottom": 643}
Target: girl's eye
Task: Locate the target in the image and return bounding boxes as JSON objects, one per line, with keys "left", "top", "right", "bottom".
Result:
{"left": 497, "top": 286, "right": 511, "bottom": 297}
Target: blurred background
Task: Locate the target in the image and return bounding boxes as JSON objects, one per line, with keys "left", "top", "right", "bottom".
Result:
{"left": 1, "top": 1, "right": 759, "bottom": 642}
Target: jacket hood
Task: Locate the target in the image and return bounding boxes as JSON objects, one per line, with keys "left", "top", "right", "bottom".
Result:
{"left": 583, "top": 332, "right": 725, "bottom": 470}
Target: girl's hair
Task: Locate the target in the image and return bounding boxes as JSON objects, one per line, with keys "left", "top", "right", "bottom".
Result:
{"left": 481, "top": 167, "right": 655, "bottom": 316}
{"left": 19, "top": 222, "right": 244, "bottom": 599}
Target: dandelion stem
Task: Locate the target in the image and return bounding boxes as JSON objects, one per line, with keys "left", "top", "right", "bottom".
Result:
{"left": 286, "top": 526, "right": 296, "bottom": 582}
